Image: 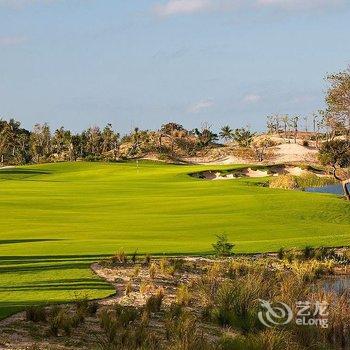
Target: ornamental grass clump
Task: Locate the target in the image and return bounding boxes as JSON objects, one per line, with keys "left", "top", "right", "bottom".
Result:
{"left": 176, "top": 284, "right": 191, "bottom": 306}
{"left": 269, "top": 175, "right": 298, "bottom": 190}
{"left": 145, "top": 288, "right": 164, "bottom": 313}
{"left": 25, "top": 306, "right": 47, "bottom": 323}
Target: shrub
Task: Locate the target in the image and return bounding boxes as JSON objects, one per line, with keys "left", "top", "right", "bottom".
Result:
{"left": 87, "top": 301, "right": 99, "bottom": 316}
{"left": 343, "top": 248, "right": 350, "bottom": 261}
{"left": 99, "top": 309, "right": 119, "bottom": 344}
{"left": 213, "top": 273, "right": 269, "bottom": 332}
{"left": 165, "top": 311, "right": 213, "bottom": 350}
{"left": 287, "top": 260, "right": 334, "bottom": 282}
{"left": 218, "top": 334, "right": 241, "bottom": 350}
{"left": 140, "top": 281, "right": 152, "bottom": 296}
{"left": 219, "top": 329, "right": 300, "bottom": 350}
{"left": 98, "top": 305, "right": 157, "bottom": 350}
{"left": 227, "top": 259, "right": 261, "bottom": 278}
{"left": 71, "top": 313, "right": 83, "bottom": 328}
{"left": 60, "top": 314, "right": 73, "bottom": 336}
{"left": 47, "top": 307, "right": 77, "bottom": 337}
{"left": 125, "top": 281, "right": 133, "bottom": 296}
{"left": 48, "top": 314, "right": 60, "bottom": 337}
{"left": 49, "top": 305, "right": 62, "bottom": 318}
{"left": 297, "top": 173, "right": 335, "bottom": 189}
{"left": 111, "top": 250, "right": 127, "bottom": 264}
{"left": 75, "top": 296, "right": 89, "bottom": 314}
{"left": 25, "top": 306, "right": 47, "bottom": 323}
{"left": 132, "top": 265, "right": 140, "bottom": 278}
{"left": 176, "top": 284, "right": 191, "bottom": 306}
{"left": 167, "top": 265, "right": 176, "bottom": 276}
{"left": 114, "top": 304, "right": 139, "bottom": 327}
{"left": 212, "top": 234, "right": 235, "bottom": 257}
{"left": 284, "top": 248, "right": 301, "bottom": 262}
{"left": 269, "top": 175, "right": 298, "bottom": 190}
{"left": 169, "top": 258, "right": 185, "bottom": 272}
{"left": 73, "top": 306, "right": 86, "bottom": 325}
{"left": 131, "top": 250, "right": 138, "bottom": 264}
{"left": 302, "top": 246, "right": 315, "bottom": 260}
{"left": 314, "top": 247, "right": 335, "bottom": 261}
{"left": 144, "top": 254, "right": 152, "bottom": 266}
{"left": 277, "top": 247, "right": 285, "bottom": 260}
{"left": 322, "top": 291, "right": 350, "bottom": 347}
{"left": 149, "top": 262, "right": 157, "bottom": 279}
{"left": 159, "top": 257, "right": 169, "bottom": 274}
{"left": 145, "top": 289, "right": 164, "bottom": 313}
{"left": 168, "top": 302, "right": 183, "bottom": 320}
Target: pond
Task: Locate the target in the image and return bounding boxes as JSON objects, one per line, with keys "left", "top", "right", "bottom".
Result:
{"left": 322, "top": 275, "right": 350, "bottom": 294}
{"left": 305, "top": 184, "right": 343, "bottom": 195}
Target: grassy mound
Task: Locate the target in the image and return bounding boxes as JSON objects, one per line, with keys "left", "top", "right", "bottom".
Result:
{"left": 270, "top": 173, "right": 336, "bottom": 190}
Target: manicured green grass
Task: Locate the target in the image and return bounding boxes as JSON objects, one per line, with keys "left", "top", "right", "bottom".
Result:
{"left": 1, "top": 161, "right": 349, "bottom": 319}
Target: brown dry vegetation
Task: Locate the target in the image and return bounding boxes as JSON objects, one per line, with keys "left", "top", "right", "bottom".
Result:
{"left": 1, "top": 249, "right": 350, "bottom": 350}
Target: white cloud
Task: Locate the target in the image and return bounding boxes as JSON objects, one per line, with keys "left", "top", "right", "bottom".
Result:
{"left": 256, "top": 0, "right": 344, "bottom": 10}
{"left": 242, "top": 94, "right": 261, "bottom": 104}
{"left": 0, "top": 36, "right": 26, "bottom": 46}
{"left": 153, "top": 0, "right": 344, "bottom": 17}
{"left": 153, "top": 0, "right": 213, "bottom": 17}
{"left": 187, "top": 99, "right": 214, "bottom": 113}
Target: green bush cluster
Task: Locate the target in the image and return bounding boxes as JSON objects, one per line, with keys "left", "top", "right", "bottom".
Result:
{"left": 270, "top": 173, "right": 336, "bottom": 190}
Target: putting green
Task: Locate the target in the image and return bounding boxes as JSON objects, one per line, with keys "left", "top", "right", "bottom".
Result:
{"left": 1, "top": 161, "right": 349, "bottom": 319}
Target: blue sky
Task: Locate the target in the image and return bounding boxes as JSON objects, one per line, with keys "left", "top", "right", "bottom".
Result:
{"left": 1, "top": 0, "right": 350, "bottom": 133}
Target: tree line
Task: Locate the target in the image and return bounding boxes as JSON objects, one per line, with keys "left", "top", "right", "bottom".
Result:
{"left": 0, "top": 118, "right": 271, "bottom": 166}
{"left": 1, "top": 67, "right": 350, "bottom": 168}
{"left": 0, "top": 121, "right": 121, "bottom": 165}
{"left": 0, "top": 120, "right": 225, "bottom": 165}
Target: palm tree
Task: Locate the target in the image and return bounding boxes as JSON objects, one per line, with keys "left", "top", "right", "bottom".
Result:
{"left": 0, "top": 121, "right": 12, "bottom": 165}
{"left": 219, "top": 125, "right": 233, "bottom": 142}
{"left": 281, "top": 115, "right": 289, "bottom": 140}
{"left": 291, "top": 116, "right": 299, "bottom": 144}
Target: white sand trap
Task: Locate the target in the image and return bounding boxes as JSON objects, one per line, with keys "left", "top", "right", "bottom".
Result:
{"left": 242, "top": 168, "right": 269, "bottom": 178}
{"left": 201, "top": 168, "right": 269, "bottom": 180}
{"left": 284, "top": 166, "right": 305, "bottom": 176}
{"left": 283, "top": 166, "right": 326, "bottom": 177}
{"left": 213, "top": 173, "right": 236, "bottom": 180}
{"left": 198, "top": 165, "right": 327, "bottom": 181}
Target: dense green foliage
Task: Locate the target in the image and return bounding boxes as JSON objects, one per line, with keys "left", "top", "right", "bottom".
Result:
{"left": 0, "top": 120, "right": 218, "bottom": 165}
{"left": 1, "top": 161, "right": 350, "bottom": 319}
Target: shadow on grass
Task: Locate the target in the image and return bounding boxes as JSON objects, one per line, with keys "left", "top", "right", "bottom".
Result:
{"left": 0, "top": 254, "right": 115, "bottom": 321}
{"left": 0, "top": 278, "right": 110, "bottom": 292}
{"left": 0, "top": 256, "right": 104, "bottom": 273}
{"left": 0, "top": 300, "right": 77, "bottom": 320}
{"left": 0, "top": 254, "right": 110, "bottom": 268}
{"left": 0, "top": 168, "right": 51, "bottom": 181}
{"left": 0, "top": 251, "right": 215, "bottom": 320}
{"left": 0, "top": 169, "right": 50, "bottom": 174}
{"left": 0, "top": 239, "right": 63, "bottom": 245}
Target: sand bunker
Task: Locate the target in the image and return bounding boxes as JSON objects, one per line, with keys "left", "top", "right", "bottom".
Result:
{"left": 242, "top": 168, "right": 269, "bottom": 178}
{"left": 195, "top": 165, "right": 327, "bottom": 180}
{"left": 199, "top": 168, "right": 269, "bottom": 180}
{"left": 213, "top": 173, "right": 237, "bottom": 180}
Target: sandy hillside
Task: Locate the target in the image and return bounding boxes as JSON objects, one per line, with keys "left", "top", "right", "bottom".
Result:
{"left": 183, "top": 142, "right": 318, "bottom": 165}
{"left": 273, "top": 143, "right": 318, "bottom": 163}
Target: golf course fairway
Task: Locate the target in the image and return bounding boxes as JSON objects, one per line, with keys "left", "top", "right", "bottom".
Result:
{"left": 1, "top": 161, "right": 350, "bottom": 319}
